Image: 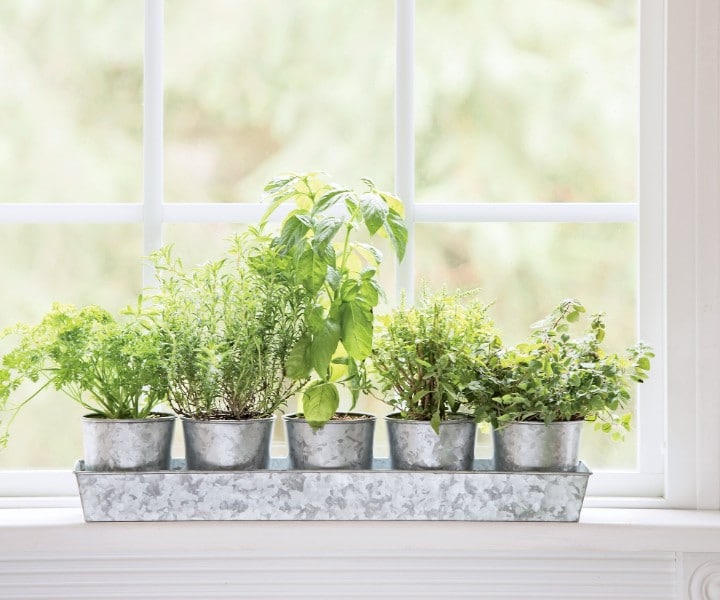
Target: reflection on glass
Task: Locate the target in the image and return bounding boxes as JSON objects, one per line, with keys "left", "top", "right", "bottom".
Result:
{"left": 165, "top": 0, "right": 394, "bottom": 203}
{"left": 415, "top": 222, "right": 638, "bottom": 469}
{"left": 0, "top": 225, "right": 143, "bottom": 469}
{"left": 416, "top": 0, "right": 637, "bottom": 203}
{"left": 0, "top": 1, "right": 143, "bottom": 203}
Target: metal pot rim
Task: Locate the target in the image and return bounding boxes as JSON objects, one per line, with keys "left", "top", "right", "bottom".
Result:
{"left": 283, "top": 411, "right": 376, "bottom": 424}
{"left": 385, "top": 411, "right": 475, "bottom": 425}
{"left": 180, "top": 414, "right": 277, "bottom": 424}
{"left": 498, "top": 419, "right": 586, "bottom": 428}
{"left": 82, "top": 412, "right": 175, "bottom": 424}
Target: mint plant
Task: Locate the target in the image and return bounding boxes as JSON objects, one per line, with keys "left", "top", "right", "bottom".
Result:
{"left": 373, "top": 287, "right": 502, "bottom": 433}
{"left": 482, "top": 299, "right": 654, "bottom": 439}
{"left": 150, "top": 231, "right": 309, "bottom": 420}
{"left": 0, "top": 301, "right": 169, "bottom": 445}
{"left": 260, "top": 172, "right": 407, "bottom": 427}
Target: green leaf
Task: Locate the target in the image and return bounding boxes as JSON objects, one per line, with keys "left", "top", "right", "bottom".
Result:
{"left": 638, "top": 357, "right": 651, "bottom": 370}
{"left": 311, "top": 189, "right": 347, "bottom": 215}
{"left": 263, "top": 174, "right": 296, "bottom": 194}
{"left": 379, "top": 191, "right": 405, "bottom": 217}
{"left": 340, "top": 301, "right": 374, "bottom": 360}
{"left": 278, "top": 213, "right": 312, "bottom": 249}
{"left": 357, "top": 280, "right": 379, "bottom": 309}
{"left": 307, "top": 306, "right": 326, "bottom": 334}
{"left": 359, "top": 192, "right": 389, "bottom": 235}
{"left": 430, "top": 411, "right": 441, "bottom": 435}
{"left": 383, "top": 209, "right": 408, "bottom": 261}
{"left": 312, "top": 216, "right": 343, "bottom": 250}
{"left": 346, "top": 357, "right": 361, "bottom": 408}
{"left": 314, "top": 242, "right": 337, "bottom": 268}
{"left": 355, "top": 243, "right": 383, "bottom": 265}
{"left": 340, "top": 279, "right": 360, "bottom": 302}
{"left": 297, "top": 247, "right": 327, "bottom": 294}
{"left": 310, "top": 319, "right": 341, "bottom": 377}
{"left": 286, "top": 334, "right": 312, "bottom": 380}
{"left": 326, "top": 267, "right": 341, "bottom": 290}
{"left": 303, "top": 381, "right": 340, "bottom": 427}
{"left": 567, "top": 311, "right": 580, "bottom": 323}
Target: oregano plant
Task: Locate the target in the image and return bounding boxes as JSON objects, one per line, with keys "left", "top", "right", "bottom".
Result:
{"left": 260, "top": 172, "right": 407, "bottom": 427}
{"left": 480, "top": 299, "right": 654, "bottom": 440}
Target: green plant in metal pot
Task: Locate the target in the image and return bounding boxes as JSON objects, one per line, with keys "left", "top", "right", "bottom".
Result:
{"left": 151, "top": 234, "right": 308, "bottom": 420}
{"left": 372, "top": 287, "right": 502, "bottom": 470}
{"left": 0, "top": 301, "right": 174, "bottom": 470}
{"left": 260, "top": 172, "right": 407, "bottom": 428}
{"left": 150, "top": 232, "right": 311, "bottom": 469}
{"left": 481, "top": 298, "right": 654, "bottom": 471}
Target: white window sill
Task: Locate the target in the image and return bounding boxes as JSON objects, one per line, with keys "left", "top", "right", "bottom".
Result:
{"left": 0, "top": 506, "right": 719, "bottom": 554}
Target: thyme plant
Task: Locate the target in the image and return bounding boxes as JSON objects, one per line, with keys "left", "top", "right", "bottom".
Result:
{"left": 261, "top": 172, "right": 407, "bottom": 427}
{"left": 483, "top": 299, "right": 654, "bottom": 439}
{"left": 373, "top": 287, "right": 502, "bottom": 433}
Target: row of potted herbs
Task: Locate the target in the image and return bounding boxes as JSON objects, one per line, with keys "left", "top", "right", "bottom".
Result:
{"left": 0, "top": 172, "right": 653, "bottom": 474}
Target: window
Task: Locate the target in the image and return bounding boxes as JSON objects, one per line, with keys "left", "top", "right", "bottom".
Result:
{"left": 1, "top": 0, "right": 716, "bottom": 509}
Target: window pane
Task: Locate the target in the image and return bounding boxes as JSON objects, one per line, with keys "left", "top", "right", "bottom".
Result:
{"left": 0, "top": 1, "right": 143, "bottom": 203}
{"left": 0, "top": 225, "right": 143, "bottom": 469}
{"left": 416, "top": 0, "right": 637, "bottom": 203}
{"left": 415, "top": 222, "right": 637, "bottom": 470}
{"left": 165, "top": 0, "right": 395, "bottom": 203}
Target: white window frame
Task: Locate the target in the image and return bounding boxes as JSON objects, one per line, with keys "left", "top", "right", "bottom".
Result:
{"left": 1, "top": 0, "right": 717, "bottom": 510}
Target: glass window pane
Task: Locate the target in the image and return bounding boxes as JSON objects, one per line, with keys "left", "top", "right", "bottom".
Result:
{"left": 165, "top": 0, "right": 395, "bottom": 203}
{"left": 416, "top": 0, "right": 637, "bottom": 203}
{"left": 0, "top": 225, "right": 143, "bottom": 469}
{"left": 0, "top": 1, "right": 143, "bottom": 203}
{"left": 415, "top": 222, "right": 637, "bottom": 470}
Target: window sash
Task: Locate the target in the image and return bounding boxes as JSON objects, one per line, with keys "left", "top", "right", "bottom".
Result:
{"left": 0, "top": 0, "right": 675, "bottom": 505}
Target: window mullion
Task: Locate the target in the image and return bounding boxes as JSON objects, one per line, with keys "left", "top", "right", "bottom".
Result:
{"left": 415, "top": 203, "right": 638, "bottom": 223}
{"left": 143, "top": 0, "right": 164, "bottom": 288}
{"left": 395, "top": 0, "right": 415, "bottom": 300}
{"left": 0, "top": 204, "right": 143, "bottom": 223}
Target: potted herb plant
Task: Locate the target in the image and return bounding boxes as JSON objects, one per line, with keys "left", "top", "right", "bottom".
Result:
{"left": 150, "top": 232, "right": 309, "bottom": 470}
{"left": 260, "top": 172, "right": 407, "bottom": 469}
{"left": 373, "top": 287, "right": 501, "bottom": 470}
{"left": 0, "top": 302, "right": 173, "bottom": 471}
{"left": 481, "top": 299, "right": 654, "bottom": 471}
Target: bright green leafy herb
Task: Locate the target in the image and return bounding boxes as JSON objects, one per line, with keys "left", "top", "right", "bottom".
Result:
{"left": 480, "top": 299, "right": 654, "bottom": 440}
{"left": 261, "top": 172, "right": 407, "bottom": 427}
{"left": 150, "top": 230, "right": 310, "bottom": 420}
{"left": 0, "top": 301, "right": 169, "bottom": 445}
{"left": 373, "top": 287, "right": 502, "bottom": 433}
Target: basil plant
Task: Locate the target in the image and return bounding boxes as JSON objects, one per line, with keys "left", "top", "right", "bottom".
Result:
{"left": 261, "top": 172, "right": 407, "bottom": 427}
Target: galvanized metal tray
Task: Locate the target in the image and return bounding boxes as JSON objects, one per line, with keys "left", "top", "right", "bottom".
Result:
{"left": 74, "top": 458, "right": 591, "bottom": 522}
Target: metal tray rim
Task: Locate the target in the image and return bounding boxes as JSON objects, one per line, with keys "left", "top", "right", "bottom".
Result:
{"left": 73, "top": 457, "right": 592, "bottom": 476}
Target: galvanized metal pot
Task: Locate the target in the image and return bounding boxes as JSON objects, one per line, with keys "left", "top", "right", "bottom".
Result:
{"left": 82, "top": 413, "right": 175, "bottom": 472}
{"left": 283, "top": 412, "right": 375, "bottom": 469}
{"left": 492, "top": 420, "right": 584, "bottom": 471}
{"left": 386, "top": 413, "right": 477, "bottom": 470}
{"left": 182, "top": 415, "right": 276, "bottom": 470}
